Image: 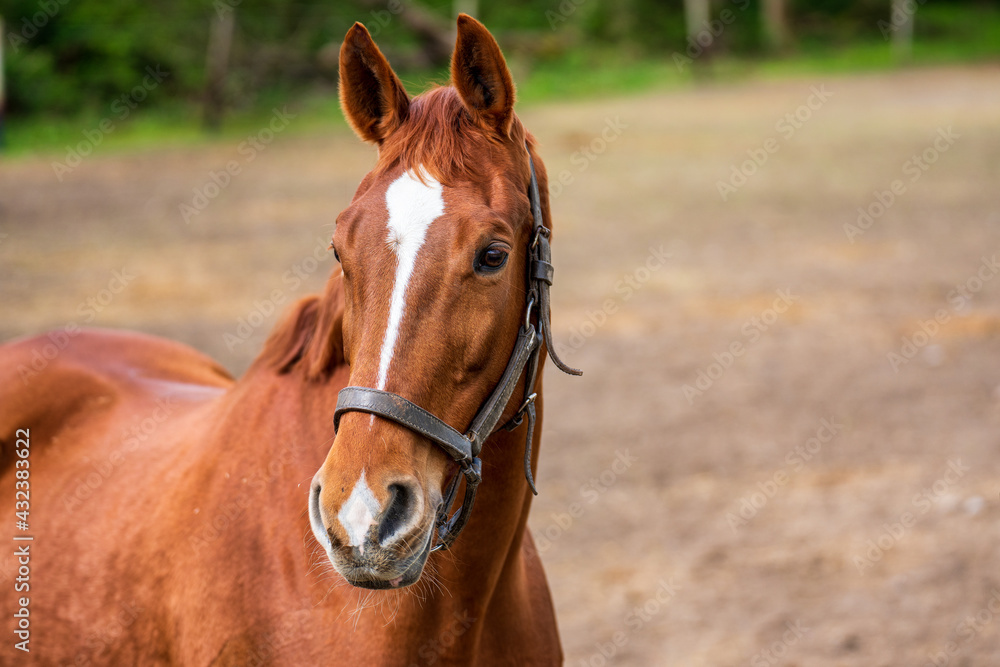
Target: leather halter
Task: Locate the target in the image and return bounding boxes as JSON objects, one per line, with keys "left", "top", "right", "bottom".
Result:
{"left": 333, "top": 147, "right": 582, "bottom": 551}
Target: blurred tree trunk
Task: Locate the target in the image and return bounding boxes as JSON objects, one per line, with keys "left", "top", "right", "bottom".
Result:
{"left": 357, "top": 0, "right": 452, "bottom": 68}
{"left": 761, "top": 0, "right": 789, "bottom": 52}
{"left": 891, "top": 0, "right": 914, "bottom": 61}
{"left": 683, "top": 0, "right": 710, "bottom": 46}
{"left": 203, "top": 10, "right": 235, "bottom": 133}
{"left": 0, "top": 15, "right": 6, "bottom": 150}
{"left": 684, "top": 0, "right": 712, "bottom": 77}
{"left": 453, "top": 0, "right": 477, "bottom": 20}
{"left": 451, "top": 0, "right": 477, "bottom": 47}
{"left": 398, "top": 3, "right": 451, "bottom": 66}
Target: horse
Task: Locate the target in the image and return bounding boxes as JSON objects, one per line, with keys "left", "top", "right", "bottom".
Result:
{"left": 0, "top": 14, "right": 580, "bottom": 666}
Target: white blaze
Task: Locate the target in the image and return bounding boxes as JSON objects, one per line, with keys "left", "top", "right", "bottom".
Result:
{"left": 337, "top": 470, "right": 381, "bottom": 551}
{"left": 376, "top": 168, "right": 445, "bottom": 390}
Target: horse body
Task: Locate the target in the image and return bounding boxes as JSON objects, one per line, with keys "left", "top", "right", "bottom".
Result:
{"left": 1, "top": 15, "right": 565, "bottom": 665}
{"left": 1, "top": 305, "right": 558, "bottom": 664}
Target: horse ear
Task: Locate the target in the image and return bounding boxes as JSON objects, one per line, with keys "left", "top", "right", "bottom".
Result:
{"left": 451, "top": 14, "right": 515, "bottom": 136}
{"left": 339, "top": 22, "right": 410, "bottom": 144}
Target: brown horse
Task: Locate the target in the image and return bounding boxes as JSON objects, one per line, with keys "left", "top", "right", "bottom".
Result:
{"left": 0, "top": 15, "right": 577, "bottom": 666}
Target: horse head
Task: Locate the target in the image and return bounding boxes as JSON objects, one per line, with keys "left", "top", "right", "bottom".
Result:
{"left": 309, "top": 15, "right": 570, "bottom": 590}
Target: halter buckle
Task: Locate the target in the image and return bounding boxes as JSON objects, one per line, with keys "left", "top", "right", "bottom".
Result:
{"left": 531, "top": 225, "right": 550, "bottom": 250}
{"left": 431, "top": 456, "right": 482, "bottom": 552}
{"left": 501, "top": 392, "right": 537, "bottom": 432}
{"left": 459, "top": 456, "right": 482, "bottom": 486}
{"left": 524, "top": 295, "right": 537, "bottom": 330}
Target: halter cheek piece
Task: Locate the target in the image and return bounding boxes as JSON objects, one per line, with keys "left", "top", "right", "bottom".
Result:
{"left": 333, "top": 145, "right": 582, "bottom": 551}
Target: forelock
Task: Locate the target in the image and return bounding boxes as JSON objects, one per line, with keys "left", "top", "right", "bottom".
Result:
{"left": 373, "top": 86, "right": 527, "bottom": 186}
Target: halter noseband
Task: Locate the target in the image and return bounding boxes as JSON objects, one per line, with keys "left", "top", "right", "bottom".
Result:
{"left": 332, "top": 146, "right": 582, "bottom": 551}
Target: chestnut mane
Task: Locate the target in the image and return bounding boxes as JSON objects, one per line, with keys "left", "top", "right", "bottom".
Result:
{"left": 253, "top": 274, "right": 345, "bottom": 381}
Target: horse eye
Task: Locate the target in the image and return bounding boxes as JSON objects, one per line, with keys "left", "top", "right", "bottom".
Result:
{"left": 476, "top": 245, "right": 509, "bottom": 272}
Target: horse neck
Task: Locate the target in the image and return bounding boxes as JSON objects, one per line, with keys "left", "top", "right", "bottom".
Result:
{"left": 230, "top": 286, "right": 545, "bottom": 654}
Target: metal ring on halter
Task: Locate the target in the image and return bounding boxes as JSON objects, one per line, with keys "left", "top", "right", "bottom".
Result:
{"left": 516, "top": 392, "right": 537, "bottom": 415}
{"left": 531, "top": 224, "right": 549, "bottom": 250}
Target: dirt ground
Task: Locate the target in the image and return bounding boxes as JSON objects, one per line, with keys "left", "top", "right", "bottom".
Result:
{"left": 2, "top": 64, "right": 1000, "bottom": 666}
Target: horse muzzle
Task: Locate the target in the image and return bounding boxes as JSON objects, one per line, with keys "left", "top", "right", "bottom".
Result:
{"left": 309, "top": 473, "right": 438, "bottom": 589}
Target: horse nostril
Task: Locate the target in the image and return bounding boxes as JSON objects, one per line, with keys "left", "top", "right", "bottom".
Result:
{"left": 309, "top": 480, "right": 334, "bottom": 551}
{"left": 378, "top": 482, "right": 415, "bottom": 545}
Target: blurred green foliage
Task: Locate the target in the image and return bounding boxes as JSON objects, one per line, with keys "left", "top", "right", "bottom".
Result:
{"left": 0, "top": 0, "right": 998, "bottom": 147}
